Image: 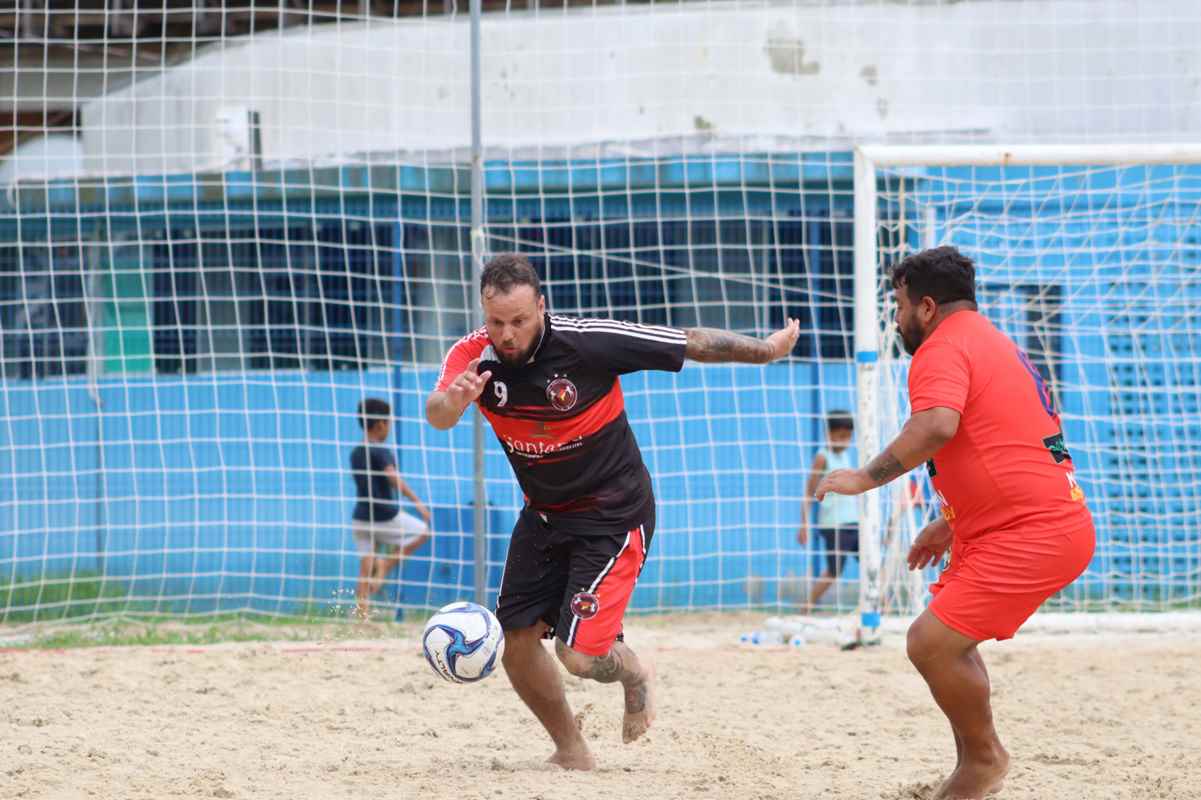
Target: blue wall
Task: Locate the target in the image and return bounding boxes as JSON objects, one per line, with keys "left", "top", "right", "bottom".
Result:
{"left": 0, "top": 353, "right": 1195, "bottom": 615}
{"left": 0, "top": 363, "right": 859, "bottom": 615}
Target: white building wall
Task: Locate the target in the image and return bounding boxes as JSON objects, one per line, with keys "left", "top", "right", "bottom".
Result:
{"left": 75, "top": 0, "right": 1201, "bottom": 177}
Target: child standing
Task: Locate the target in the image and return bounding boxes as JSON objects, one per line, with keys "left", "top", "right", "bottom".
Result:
{"left": 797, "top": 411, "right": 859, "bottom": 613}
{"left": 350, "top": 397, "right": 431, "bottom": 618}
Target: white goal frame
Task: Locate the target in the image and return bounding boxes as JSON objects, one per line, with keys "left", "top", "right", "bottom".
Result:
{"left": 852, "top": 144, "right": 1201, "bottom": 635}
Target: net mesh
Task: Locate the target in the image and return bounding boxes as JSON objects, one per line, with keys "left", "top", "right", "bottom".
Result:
{"left": 873, "top": 161, "right": 1201, "bottom": 613}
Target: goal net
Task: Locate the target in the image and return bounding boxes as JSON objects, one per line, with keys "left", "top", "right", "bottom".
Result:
{"left": 857, "top": 145, "right": 1201, "bottom": 627}
{"left": 1, "top": 1, "right": 1198, "bottom": 631}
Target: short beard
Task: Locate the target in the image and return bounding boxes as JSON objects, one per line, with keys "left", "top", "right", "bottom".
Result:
{"left": 496, "top": 347, "right": 534, "bottom": 369}
{"left": 495, "top": 321, "right": 544, "bottom": 368}
{"left": 899, "top": 321, "right": 923, "bottom": 356}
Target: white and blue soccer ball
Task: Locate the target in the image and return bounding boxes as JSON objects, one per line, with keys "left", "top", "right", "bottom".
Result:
{"left": 421, "top": 601, "right": 505, "bottom": 684}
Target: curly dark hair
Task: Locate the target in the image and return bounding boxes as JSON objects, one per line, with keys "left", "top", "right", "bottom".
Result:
{"left": 889, "top": 245, "right": 977, "bottom": 306}
{"left": 480, "top": 253, "right": 542, "bottom": 296}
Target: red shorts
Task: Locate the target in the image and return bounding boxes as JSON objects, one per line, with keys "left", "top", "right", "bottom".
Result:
{"left": 928, "top": 521, "right": 1095, "bottom": 642}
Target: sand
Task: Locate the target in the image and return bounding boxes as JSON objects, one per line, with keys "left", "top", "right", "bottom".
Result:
{"left": 1, "top": 615, "right": 1198, "bottom": 800}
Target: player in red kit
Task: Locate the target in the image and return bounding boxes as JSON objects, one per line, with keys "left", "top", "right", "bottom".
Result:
{"left": 427, "top": 253, "right": 799, "bottom": 770}
{"left": 817, "top": 246, "right": 1094, "bottom": 799}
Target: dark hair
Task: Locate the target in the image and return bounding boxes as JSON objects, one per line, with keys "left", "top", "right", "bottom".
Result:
{"left": 480, "top": 253, "right": 542, "bottom": 296}
{"left": 827, "top": 411, "right": 854, "bottom": 433}
{"left": 357, "top": 397, "right": 391, "bottom": 431}
{"left": 889, "top": 245, "right": 976, "bottom": 306}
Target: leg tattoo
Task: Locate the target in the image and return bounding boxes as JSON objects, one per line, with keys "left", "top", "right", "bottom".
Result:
{"left": 586, "top": 651, "right": 625, "bottom": 683}
{"left": 624, "top": 679, "right": 647, "bottom": 712}
{"left": 555, "top": 639, "right": 626, "bottom": 683}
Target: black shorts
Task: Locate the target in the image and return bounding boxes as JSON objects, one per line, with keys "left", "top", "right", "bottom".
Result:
{"left": 495, "top": 505, "right": 655, "bottom": 657}
{"left": 818, "top": 524, "right": 859, "bottom": 577}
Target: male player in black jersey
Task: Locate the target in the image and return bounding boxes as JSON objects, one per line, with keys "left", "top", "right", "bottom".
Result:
{"left": 426, "top": 253, "right": 799, "bottom": 770}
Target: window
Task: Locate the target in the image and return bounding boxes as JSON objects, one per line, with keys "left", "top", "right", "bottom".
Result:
{"left": 151, "top": 222, "right": 393, "bottom": 374}
{"left": 497, "top": 194, "right": 855, "bottom": 358}
{"left": 0, "top": 243, "right": 89, "bottom": 379}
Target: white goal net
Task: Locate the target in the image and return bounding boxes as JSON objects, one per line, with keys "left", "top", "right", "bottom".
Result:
{"left": 1, "top": 2, "right": 1199, "bottom": 629}
{"left": 859, "top": 145, "right": 1201, "bottom": 624}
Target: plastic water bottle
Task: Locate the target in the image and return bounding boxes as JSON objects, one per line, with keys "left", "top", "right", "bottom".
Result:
{"left": 739, "top": 629, "right": 784, "bottom": 646}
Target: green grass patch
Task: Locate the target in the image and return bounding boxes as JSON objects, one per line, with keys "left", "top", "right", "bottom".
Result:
{"left": 0, "top": 573, "right": 429, "bottom": 648}
{"left": 0, "top": 572, "right": 143, "bottom": 624}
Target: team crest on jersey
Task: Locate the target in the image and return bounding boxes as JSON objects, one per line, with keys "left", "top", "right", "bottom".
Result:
{"left": 546, "top": 376, "right": 578, "bottom": 411}
{"left": 570, "top": 591, "right": 600, "bottom": 620}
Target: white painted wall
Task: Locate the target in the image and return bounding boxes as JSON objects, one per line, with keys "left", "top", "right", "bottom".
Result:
{"left": 0, "top": 135, "right": 85, "bottom": 185}
{"left": 75, "top": 0, "right": 1201, "bottom": 176}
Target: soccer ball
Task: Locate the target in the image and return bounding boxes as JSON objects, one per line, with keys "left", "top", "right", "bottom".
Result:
{"left": 421, "top": 601, "right": 505, "bottom": 683}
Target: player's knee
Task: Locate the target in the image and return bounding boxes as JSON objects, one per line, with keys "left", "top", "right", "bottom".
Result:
{"left": 906, "top": 616, "right": 941, "bottom": 670}
{"left": 905, "top": 626, "right": 923, "bottom": 668}
{"left": 500, "top": 624, "right": 544, "bottom": 664}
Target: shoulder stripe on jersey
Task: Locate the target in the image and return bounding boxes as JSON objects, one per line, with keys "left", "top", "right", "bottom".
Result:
{"left": 552, "top": 317, "right": 686, "bottom": 344}
{"left": 435, "top": 326, "right": 490, "bottom": 389}
{"left": 553, "top": 320, "right": 684, "bottom": 345}
{"left": 551, "top": 315, "right": 685, "bottom": 340}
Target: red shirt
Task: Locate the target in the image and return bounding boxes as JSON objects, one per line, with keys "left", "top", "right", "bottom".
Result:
{"left": 908, "top": 310, "right": 1091, "bottom": 540}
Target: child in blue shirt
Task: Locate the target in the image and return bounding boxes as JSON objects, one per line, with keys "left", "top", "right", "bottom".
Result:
{"left": 797, "top": 411, "right": 859, "bottom": 613}
{"left": 351, "top": 397, "right": 431, "bottom": 618}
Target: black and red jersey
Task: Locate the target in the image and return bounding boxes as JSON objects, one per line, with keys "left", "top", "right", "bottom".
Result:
{"left": 435, "top": 314, "right": 686, "bottom": 535}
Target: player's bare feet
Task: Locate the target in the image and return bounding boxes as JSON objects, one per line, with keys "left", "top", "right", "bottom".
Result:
{"left": 621, "top": 661, "right": 656, "bottom": 743}
{"left": 932, "top": 731, "right": 965, "bottom": 799}
{"left": 546, "top": 746, "right": 596, "bottom": 771}
{"left": 938, "top": 744, "right": 1009, "bottom": 799}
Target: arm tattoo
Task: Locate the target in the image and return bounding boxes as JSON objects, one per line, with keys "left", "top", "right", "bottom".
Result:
{"left": 684, "top": 328, "right": 772, "bottom": 364}
{"left": 865, "top": 450, "right": 906, "bottom": 486}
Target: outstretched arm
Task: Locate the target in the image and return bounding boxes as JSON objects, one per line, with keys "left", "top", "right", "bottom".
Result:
{"left": 684, "top": 318, "right": 799, "bottom": 364}
{"left": 814, "top": 407, "right": 960, "bottom": 500}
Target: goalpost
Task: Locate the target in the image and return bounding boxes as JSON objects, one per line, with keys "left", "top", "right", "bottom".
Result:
{"left": 854, "top": 144, "right": 1201, "bottom": 635}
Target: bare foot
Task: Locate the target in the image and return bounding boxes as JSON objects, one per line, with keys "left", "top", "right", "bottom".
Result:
{"left": 932, "top": 733, "right": 965, "bottom": 799}
{"left": 546, "top": 747, "right": 596, "bottom": 771}
{"left": 621, "top": 661, "right": 656, "bottom": 744}
{"left": 941, "top": 745, "right": 1009, "bottom": 800}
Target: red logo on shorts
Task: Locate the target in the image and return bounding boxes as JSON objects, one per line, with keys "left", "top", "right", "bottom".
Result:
{"left": 570, "top": 591, "right": 600, "bottom": 620}
{"left": 546, "top": 377, "right": 578, "bottom": 411}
